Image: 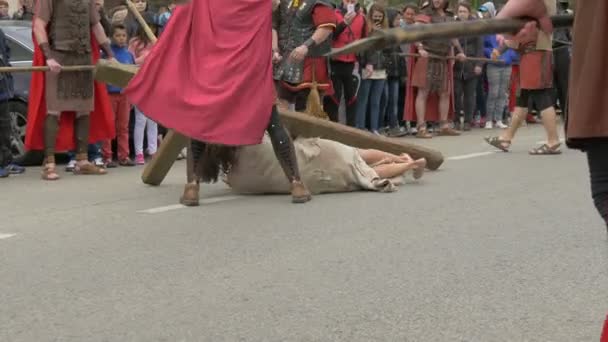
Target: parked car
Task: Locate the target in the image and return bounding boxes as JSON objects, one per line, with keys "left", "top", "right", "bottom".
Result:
{"left": 0, "top": 20, "right": 34, "bottom": 163}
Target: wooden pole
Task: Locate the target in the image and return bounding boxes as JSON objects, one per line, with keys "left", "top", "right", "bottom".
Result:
{"left": 124, "top": 0, "right": 158, "bottom": 43}
{"left": 0, "top": 65, "right": 96, "bottom": 72}
{"left": 328, "top": 14, "right": 574, "bottom": 57}
{"left": 399, "top": 53, "right": 503, "bottom": 64}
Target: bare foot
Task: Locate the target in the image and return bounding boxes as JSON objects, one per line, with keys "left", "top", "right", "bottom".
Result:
{"left": 413, "top": 158, "right": 427, "bottom": 180}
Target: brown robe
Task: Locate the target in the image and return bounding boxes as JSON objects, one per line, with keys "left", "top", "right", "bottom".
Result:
{"left": 566, "top": 1, "right": 608, "bottom": 149}
{"left": 224, "top": 136, "right": 406, "bottom": 195}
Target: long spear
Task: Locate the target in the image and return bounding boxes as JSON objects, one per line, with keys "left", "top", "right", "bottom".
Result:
{"left": 0, "top": 65, "right": 96, "bottom": 72}
{"left": 327, "top": 14, "right": 574, "bottom": 57}
{"left": 399, "top": 52, "right": 502, "bottom": 64}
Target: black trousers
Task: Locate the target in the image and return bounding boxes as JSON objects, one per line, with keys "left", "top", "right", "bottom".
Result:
{"left": 587, "top": 142, "right": 608, "bottom": 228}
{"left": 476, "top": 73, "right": 487, "bottom": 119}
{"left": 324, "top": 61, "right": 357, "bottom": 126}
{"left": 553, "top": 48, "right": 570, "bottom": 118}
{"left": 0, "top": 101, "right": 11, "bottom": 167}
{"left": 454, "top": 76, "right": 478, "bottom": 124}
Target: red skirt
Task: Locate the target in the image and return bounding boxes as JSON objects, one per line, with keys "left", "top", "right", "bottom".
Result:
{"left": 281, "top": 57, "right": 334, "bottom": 96}
{"left": 519, "top": 50, "right": 553, "bottom": 90}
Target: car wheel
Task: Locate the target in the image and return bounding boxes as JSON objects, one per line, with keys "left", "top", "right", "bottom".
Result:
{"left": 8, "top": 101, "right": 26, "bottom": 159}
{"left": 8, "top": 101, "right": 44, "bottom": 166}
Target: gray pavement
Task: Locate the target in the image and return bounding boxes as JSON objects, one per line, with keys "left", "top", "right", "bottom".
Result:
{"left": 1, "top": 125, "right": 607, "bottom": 341}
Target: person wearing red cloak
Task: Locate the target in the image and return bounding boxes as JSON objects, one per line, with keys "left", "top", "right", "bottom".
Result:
{"left": 404, "top": 0, "right": 465, "bottom": 139}
{"left": 26, "top": 0, "right": 115, "bottom": 180}
{"left": 124, "top": 0, "right": 312, "bottom": 206}
{"left": 273, "top": 0, "right": 337, "bottom": 112}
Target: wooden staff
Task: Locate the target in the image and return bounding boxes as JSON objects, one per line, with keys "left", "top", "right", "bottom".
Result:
{"left": 328, "top": 14, "right": 574, "bottom": 57}
{"left": 0, "top": 65, "right": 96, "bottom": 72}
{"left": 399, "top": 53, "right": 502, "bottom": 64}
{"left": 124, "top": 0, "right": 158, "bottom": 43}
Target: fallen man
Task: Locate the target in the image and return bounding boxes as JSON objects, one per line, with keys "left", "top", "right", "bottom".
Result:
{"left": 216, "top": 136, "right": 427, "bottom": 195}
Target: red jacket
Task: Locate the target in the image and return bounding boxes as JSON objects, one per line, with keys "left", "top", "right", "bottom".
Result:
{"left": 331, "top": 7, "right": 366, "bottom": 63}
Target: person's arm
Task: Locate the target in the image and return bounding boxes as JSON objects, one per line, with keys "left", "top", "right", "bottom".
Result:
{"left": 496, "top": 0, "right": 552, "bottom": 37}
{"left": 289, "top": 5, "right": 336, "bottom": 61}
{"left": 89, "top": 1, "right": 113, "bottom": 59}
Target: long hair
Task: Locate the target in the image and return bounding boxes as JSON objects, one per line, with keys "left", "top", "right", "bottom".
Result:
{"left": 366, "top": 4, "right": 388, "bottom": 34}
{"left": 197, "top": 145, "right": 238, "bottom": 183}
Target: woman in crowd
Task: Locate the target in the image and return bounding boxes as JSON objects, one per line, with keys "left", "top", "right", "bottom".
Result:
{"left": 452, "top": 1, "right": 483, "bottom": 131}
{"left": 381, "top": 8, "right": 408, "bottom": 137}
{"left": 484, "top": 30, "right": 518, "bottom": 129}
{"left": 355, "top": 4, "right": 388, "bottom": 134}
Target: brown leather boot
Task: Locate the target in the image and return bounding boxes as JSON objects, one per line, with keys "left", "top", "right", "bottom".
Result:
{"left": 180, "top": 183, "right": 200, "bottom": 206}
{"left": 290, "top": 180, "right": 311, "bottom": 203}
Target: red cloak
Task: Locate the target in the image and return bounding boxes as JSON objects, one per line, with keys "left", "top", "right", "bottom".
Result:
{"left": 125, "top": 0, "right": 276, "bottom": 147}
{"left": 404, "top": 43, "right": 455, "bottom": 124}
{"left": 25, "top": 30, "right": 114, "bottom": 152}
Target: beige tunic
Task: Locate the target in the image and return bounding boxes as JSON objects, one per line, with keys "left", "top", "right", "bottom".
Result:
{"left": 35, "top": 0, "right": 100, "bottom": 113}
{"left": 225, "top": 136, "right": 403, "bottom": 195}
{"left": 566, "top": 1, "right": 608, "bottom": 148}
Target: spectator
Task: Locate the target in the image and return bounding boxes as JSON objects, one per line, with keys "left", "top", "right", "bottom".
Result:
{"left": 157, "top": 1, "right": 175, "bottom": 36}
{"left": 102, "top": 24, "right": 136, "bottom": 167}
{"left": 484, "top": 31, "right": 518, "bottom": 129}
{"left": 453, "top": 1, "right": 483, "bottom": 131}
{"left": 325, "top": 0, "right": 367, "bottom": 126}
{"left": 111, "top": 5, "right": 129, "bottom": 25}
{"left": 129, "top": 12, "right": 158, "bottom": 164}
{"left": 124, "top": 0, "right": 156, "bottom": 38}
{"left": 382, "top": 8, "right": 407, "bottom": 136}
{"left": 0, "top": 0, "right": 11, "bottom": 20}
{"left": 355, "top": 4, "right": 388, "bottom": 134}
{"left": 400, "top": 3, "right": 417, "bottom": 26}
{"left": 0, "top": 26, "right": 24, "bottom": 177}
{"left": 12, "top": 0, "right": 33, "bottom": 20}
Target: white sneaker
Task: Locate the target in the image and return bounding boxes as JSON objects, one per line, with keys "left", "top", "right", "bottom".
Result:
{"left": 485, "top": 121, "right": 493, "bottom": 129}
{"left": 65, "top": 159, "right": 76, "bottom": 172}
{"left": 495, "top": 121, "right": 508, "bottom": 129}
{"left": 93, "top": 157, "right": 105, "bottom": 167}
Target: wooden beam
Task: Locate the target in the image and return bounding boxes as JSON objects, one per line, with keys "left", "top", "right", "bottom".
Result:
{"left": 94, "top": 60, "right": 445, "bottom": 186}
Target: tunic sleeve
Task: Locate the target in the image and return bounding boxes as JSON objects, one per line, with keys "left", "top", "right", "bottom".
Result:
{"left": 34, "top": 0, "right": 53, "bottom": 23}
{"left": 312, "top": 5, "right": 336, "bottom": 30}
{"left": 90, "top": 0, "right": 100, "bottom": 26}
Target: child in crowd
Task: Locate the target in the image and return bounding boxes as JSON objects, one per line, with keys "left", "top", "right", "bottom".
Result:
{"left": 129, "top": 13, "right": 158, "bottom": 165}
{"left": 102, "top": 24, "right": 136, "bottom": 167}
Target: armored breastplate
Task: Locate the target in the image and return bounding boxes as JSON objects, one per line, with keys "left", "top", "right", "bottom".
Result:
{"left": 423, "top": 12, "right": 452, "bottom": 56}
{"left": 277, "top": 0, "right": 332, "bottom": 57}
{"left": 49, "top": 0, "right": 92, "bottom": 54}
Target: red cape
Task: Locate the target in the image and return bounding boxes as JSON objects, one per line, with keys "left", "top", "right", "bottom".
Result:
{"left": 125, "top": 0, "right": 275, "bottom": 146}
{"left": 404, "top": 44, "right": 455, "bottom": 123}
{"left": 25, "top": 30, "right": 114, "bottom": 152}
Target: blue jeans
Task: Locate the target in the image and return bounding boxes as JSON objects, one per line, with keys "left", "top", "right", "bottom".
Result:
{"left": 486, "top": 64, "right": 512, "bottom": 122}
{"left": 356, "top": 78, "right": 386, "bottom": 131}
{"left": 384, "top": 78, "right": 401, "bottom": 129}
{"left": 68, "top": 142, "right": 101, "bottom": 161}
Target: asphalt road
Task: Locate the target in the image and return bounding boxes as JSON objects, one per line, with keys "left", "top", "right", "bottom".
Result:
{"left": 1, "top": 124, "right": 607, "bottom": 342}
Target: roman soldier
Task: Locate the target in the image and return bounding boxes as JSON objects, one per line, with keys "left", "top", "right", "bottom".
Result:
{"left": 273, "top": 0, "right": 337, "bottom": 112}
{"left": 405, "top": 0, "right": 466, "bottom": 139}
{"left": 124, "top": 0, "right": 312, "bottom": 206}
{"left": 26, "top": 0, "right": 115, "bottom": 180}
{"left": 485, "top": 0, "right": 562, "bottom": 156}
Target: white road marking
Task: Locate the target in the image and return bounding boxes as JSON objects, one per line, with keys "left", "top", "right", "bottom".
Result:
{"left": 447, "top": 151, "right": 498, "bottom": 161}
{"left": 138, "top": 195, "right": 245, "bottom": 214}
{"left": 0, "top": 233, "right": 16, "bottom": 240}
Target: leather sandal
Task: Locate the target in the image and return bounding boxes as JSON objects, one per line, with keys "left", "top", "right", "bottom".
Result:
{"left": 291, "top": 180, "right": 312, "bottom": 203}
{"left": 73, "top": 162, "right": 108, "bottom": 175}
{"left": 41, "top": 163, "right": 60, "bottom": 181}
{"left": 180, "top": 183, "right": 200, "bottom": 207}
{"left": 416, "top": 126, "right": 433, "bottom": 139}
